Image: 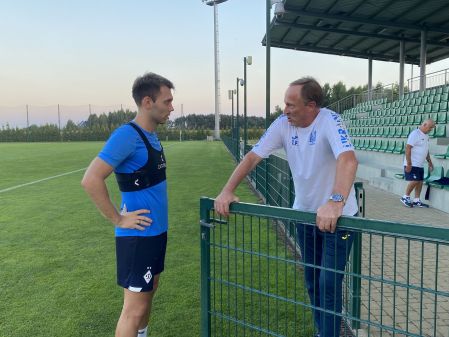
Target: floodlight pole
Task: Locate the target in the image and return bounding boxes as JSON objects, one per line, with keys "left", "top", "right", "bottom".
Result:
{"left": 228, "top": 89, "right": 235, "bottom": 138}
{"left": 203, "top": 0, "right": 229, "bottom": 140}
{"left": 243, "top": 56, "right": 252, "bottom": 153}
{"left": 265, "top": 0, "right": 272, "bottom": 201}
{"left": 266, "top": 1, "right": 271, "bottom": 130}
{"left": 236, "top": 77, "right": 241, "bottom": 161}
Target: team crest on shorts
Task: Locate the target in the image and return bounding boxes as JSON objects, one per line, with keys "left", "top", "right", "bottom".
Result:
{"left": 143, "top": 268, "right": 152, "bottom": 284}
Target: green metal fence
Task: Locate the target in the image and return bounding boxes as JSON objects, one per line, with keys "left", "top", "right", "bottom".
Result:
{"left": 200, "top": 198, "right": 449, "bottom": 337}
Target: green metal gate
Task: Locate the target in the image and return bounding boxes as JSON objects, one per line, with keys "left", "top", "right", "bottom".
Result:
{"left": 200, "top": 197, "right": 449, "bottom": 337}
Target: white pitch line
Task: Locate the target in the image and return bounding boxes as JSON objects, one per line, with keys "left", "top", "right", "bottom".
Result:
{"left": 0, "top": 168, "right": 87, "bottom": 194}
{"left": 0, "top": 142, "right": 178, "bottom": 194}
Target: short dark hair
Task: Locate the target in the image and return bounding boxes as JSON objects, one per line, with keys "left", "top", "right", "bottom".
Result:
{"left": 132, "top": 72, "right": 174, "bottom": 106}
{"left": 289, "top": 77, "right": 323, "bottom": 107}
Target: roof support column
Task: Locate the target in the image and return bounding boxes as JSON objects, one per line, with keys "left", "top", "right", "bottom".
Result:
{"left": 368, "top": 56, "right": 373, "bottom": 101}
{"left": 419, "top": 30, "right": 427, "bottom": 92}
{"left": 399, "top": 40, "right": 405, "bottom": 99}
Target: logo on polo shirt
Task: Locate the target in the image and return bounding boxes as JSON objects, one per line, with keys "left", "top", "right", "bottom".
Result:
{"left": 308, "top": 130, "right": 316, "bottom": 145}
{"left": 291, "top": 135, "right": 298, "bottom": 145}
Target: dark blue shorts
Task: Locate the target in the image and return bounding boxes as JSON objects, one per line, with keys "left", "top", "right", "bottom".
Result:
{"left": 404, "top": 166, "right": 424, "bottom": 181}
{"left": 115, "top": 232, "right": 167, "bottom": 292}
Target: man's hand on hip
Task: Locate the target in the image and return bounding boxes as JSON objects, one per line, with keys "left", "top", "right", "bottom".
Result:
{"left": 117, "top": 209, "right": 152, "bottom": 231}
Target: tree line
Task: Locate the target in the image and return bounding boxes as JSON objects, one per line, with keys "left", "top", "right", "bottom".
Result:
{"left": 0, "top": 81, "right": 397, "bottom": 142}
{"left": 0, "top": 109, "right": 268, "bottom": 142}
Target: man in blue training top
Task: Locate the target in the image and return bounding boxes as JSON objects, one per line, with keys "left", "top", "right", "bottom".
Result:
{"left": 82, "top": 72, "right": 174, "bottom": 337}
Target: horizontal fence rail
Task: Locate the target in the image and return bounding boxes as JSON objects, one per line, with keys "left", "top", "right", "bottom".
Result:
{"left": 200, "top": 198, "right": 449, "bottom": 337}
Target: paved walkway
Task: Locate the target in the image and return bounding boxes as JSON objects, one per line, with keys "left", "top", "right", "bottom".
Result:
{"left": 352, "top": 180, "right": 449, "bottom": 337}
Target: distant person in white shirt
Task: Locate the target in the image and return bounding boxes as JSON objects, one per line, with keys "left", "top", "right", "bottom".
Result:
{"left": 214, "top": 77, "right": 358, "bottom": 337}
{"left": 400, "top": 119, "right": 435, "bottom": 208}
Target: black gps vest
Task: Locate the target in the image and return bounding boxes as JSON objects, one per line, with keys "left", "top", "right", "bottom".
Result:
{"left": 114, "top": 122, "right": 166, "bottom": 192}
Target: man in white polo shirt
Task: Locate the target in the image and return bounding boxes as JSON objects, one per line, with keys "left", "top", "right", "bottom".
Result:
{"left": 401, "top": 119, "right": 435, "bottom": 208}
{"left": 214, "top": 77, "right": 358, "bottom": 337}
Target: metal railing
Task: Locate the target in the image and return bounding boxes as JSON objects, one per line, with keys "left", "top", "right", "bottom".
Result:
{"left": 408, "top": 68, "right": 449, "bottom": 92}
{"left": 328, "top": 84, "right": 398, "bottom": 114}
{"left": 200, "top": 197, "right": 449, "bottom": 337}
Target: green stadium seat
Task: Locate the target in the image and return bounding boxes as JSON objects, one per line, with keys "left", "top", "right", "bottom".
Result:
{"left": 436, "top": 111, "right": 447, "bottom": 123}
{"left": 401, "top": 125, "right": 412, "bottom": 137}
{"left": 425, "top": 166, "right": 444, "bottom": 187}
{"left": 379, "top": 140, "right": 389, "bottom": 152}
{"left": 400, "top": 115, "right": 408, "bottom": 125}
{"left": 385, "top": 126, "right": 394, "bottom": 137}
{"left": 386, "top": 140, "right": 396, "bottom": 152}
{"left": 444, "top": 86, "right": 449, "bottom": 94}
{"left": 366, "top": 139, "right": 374, "bottom": 150}
{"left": 430, "top": 124, "right": 447, "bottom": 138}
{"left": 434, "top": 94, "right": 441, "bottom": 102}
{"left": 439, "top": 101, "right": 448, "bottom": 112}
{"left": 388, "top": 116, "right": 395, "bottom": 125}
{"left": 363, "top": 139, "right": 371, "bottom": 150}
{"left": 374, "top": 139, "right": 384, "bottom": 151}
{"left": 357, "top": 139, "right": 364, "bottom": 149}
{"left": 429, "top": 112, "right": 438, "bottom": 122}
{"left": 393, "top": 126, "right": 402, "bottom": 138}
{"left": 417, "top": 105, "right": 425, "bottom": 114}
{"left": 441, "top": 93, "right": 449, "bottom": 101}
{"left": 406, "top": 114, "right": 415, "bottom": 125}
{"left": 436, "top": 86, "right": 443, "bottom": 95}
{"left": 413, "top": 114, "right": 422, "bottom": 125}
{"left": 434, "top": 145, "right": 449, "bottom": 159}
{"left": 424, "top": 103, "right": 432, "bottom": 112}
{"left": 363, "top": 127, "right": 370, "bottom": 136}
{"left": 392, "top": 116, "right": 401, "bottom": 126}
{"left": 431, "top": 102, "right": 440, "bottom": 112}
{"left": 415, "top": 97, "right": 422, "bottom": 106}
{"left": 430, "top": 88, "right": 437, "bottom": 96}
{"left": 428, "top": 95, "right": 435, "bottom": 104}
{"left": 394, "top": 172, "right": 405, "bottom": 179}
{"left": 411, "top": 106, "right": 419, "bottom": 114}
{"left": 422, "top": 96, "right": 428, "bottom": 105}
{"left": 392, "top": 141, "right": 405, "bottom": 154}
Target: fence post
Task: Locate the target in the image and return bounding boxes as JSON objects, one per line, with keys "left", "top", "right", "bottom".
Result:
{"left": 350, "top": 182, "right": 365, "bottom": 329}
{"left": 200, "top": 198, "right": 212, "bottom": 337}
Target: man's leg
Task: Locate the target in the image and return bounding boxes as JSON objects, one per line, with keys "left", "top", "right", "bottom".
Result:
{"left": 414, "top": 181, "right": 423, "bottom": 199}
{"left": 405, "top": 181, "right": 418, "bottom": 196}
{"left": 401, "top": 181, "right": 418, "bottom": 207}
{"left": 296, "top": 222, "right": 323, "bottom": 332}
{"left": 319, "top": 230, "right": 354, "bottom": 337}
{"left": 116, "top": 289, "right": 153, "bottom": 337}
{"left": 137, "top": 274, "right": 161, "bottom": 336}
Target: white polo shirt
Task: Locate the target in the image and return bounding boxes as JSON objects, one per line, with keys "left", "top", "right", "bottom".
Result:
{"left": 403, "top": 128, "right": 429, "bottom": 168}
{"left": 251, "top": 108, "right": 358, "bottom": 216}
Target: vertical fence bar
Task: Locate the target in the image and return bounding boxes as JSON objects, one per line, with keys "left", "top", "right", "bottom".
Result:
{"left": 350, "top": 182, "right": 364, "bottom": 329}
{"left": 200, "top": 198, "right": 212, "bottom": 337}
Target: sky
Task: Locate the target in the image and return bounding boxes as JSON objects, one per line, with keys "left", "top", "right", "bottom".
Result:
{"left": 2, "top": 0, "right": 449, "bottom": 127}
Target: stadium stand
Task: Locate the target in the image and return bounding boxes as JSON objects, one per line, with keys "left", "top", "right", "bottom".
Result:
{"left": 341, "top": 84, "right": 449, "bottom": 213}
